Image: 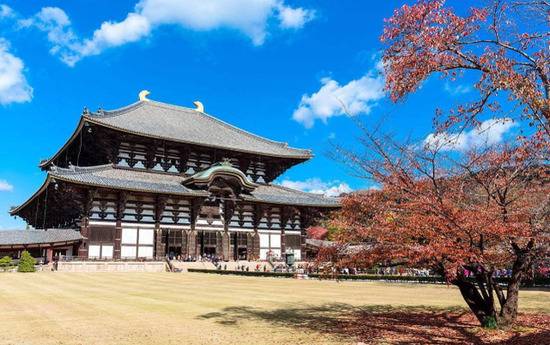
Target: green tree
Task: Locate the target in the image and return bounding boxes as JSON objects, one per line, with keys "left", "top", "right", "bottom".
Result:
{"left": 17, "top": 251, "right": 36, "bottom": 273}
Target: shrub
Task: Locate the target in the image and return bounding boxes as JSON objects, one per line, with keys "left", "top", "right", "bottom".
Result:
{"left": 17, "top": 251, "right": 36, "bottom": 273}
{"left": 0, "top": 256, "right": 13, "bottom": 271}
{"left": 0, "top": 256, "right": 11, "bottom": 266}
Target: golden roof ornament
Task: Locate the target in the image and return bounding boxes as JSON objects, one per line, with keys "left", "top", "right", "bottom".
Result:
{"left": 193, "top": 101, "right": 204, "bottom": 113}
{"left": 138, "top": 90, "right": 151, "bottom": 102}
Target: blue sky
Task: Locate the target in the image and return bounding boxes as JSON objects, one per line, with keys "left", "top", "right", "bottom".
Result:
{"left": 0, "top": 0, "right": 519, "bottom": 229}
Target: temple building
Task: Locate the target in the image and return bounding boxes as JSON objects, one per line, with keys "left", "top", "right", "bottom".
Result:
{"left": 9, "top": 92, "right": 339, "bottom": 261}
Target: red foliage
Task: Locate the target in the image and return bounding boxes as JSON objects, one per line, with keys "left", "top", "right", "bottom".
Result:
{"left": 330, "top": 126, "right": 549, "bottom": 326}
{"left": 307, "top": 226, "right": 329, "bottom": 240}
{"left": 381, "top": 0, "right": 549, "bottom": 137}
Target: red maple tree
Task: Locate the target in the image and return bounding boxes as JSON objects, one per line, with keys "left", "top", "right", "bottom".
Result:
{"left": 330, "top": 134, "right": 548, "bottom": 327}
{"left": 325, "top": 0, "right": 549, "bottom": 327}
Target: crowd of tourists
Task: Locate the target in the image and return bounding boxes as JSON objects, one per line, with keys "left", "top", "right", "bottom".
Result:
{"left": 169, "top": 253, "right": 223, "bottom": 265}
{"left": 462, "top": 268, "right": 514, "bottom": 278}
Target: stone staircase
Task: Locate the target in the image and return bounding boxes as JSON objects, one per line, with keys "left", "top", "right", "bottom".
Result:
{"left": 169, "top": 260, "right": 274, "bottom": 272}
{"left": 169, "top": 260, "right": 217, "bottom": 272}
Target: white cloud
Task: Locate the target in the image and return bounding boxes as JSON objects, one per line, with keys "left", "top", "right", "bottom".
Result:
{"left": 277, "top": 5, "right": 315, "bottom": 29}
{"left": 293, "top": 70, "right": 385, "bottom": 128}
{"left": 423, "top": 118, "right": 517, "bottom": 152}
{"left": 279, "top": 178, "right": 352, "bottom": 197}
{"left": 0, "top": 179, "right": 13, "bottom": 191}
{"left": 0, "top": 39, "right": 33, "bottom": 105}
{"left": 19, "top": 7, "right": 82, "bottom": 65}
{"left": 444, "top": 82, "right": 471, "bottom": 96}
{"left": 0, "top": 4, "right": 14, "bottom": 19}
{"left": 75, "top": 12, "right": 151, "bottom": 63}
{"left": 23, "top": 0, "right": 315, "bottom": 66}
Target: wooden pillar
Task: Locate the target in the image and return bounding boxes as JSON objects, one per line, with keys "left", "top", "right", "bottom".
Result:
{"left": 187, "top": 230, "right": 197, "bottom": 258}
{"left": 181, "top": 229, "right": 188, "bottom": 258}
{"left": 155, "top": 226, "right": 165, "bottom": 259}
{"left": 246, "top": 233, "right": 254, "bottom": 261}
{"left": 221, "top": 232, "right": 230, "bottom": 260}
{"left": 46, "top": 247, "right": 53, "bottom": 263}
{"left": 78, "top": 189, "right": 96, "bottom": 259}
{"left": 154, "top": 195, "right": 167, "bottom": 260}
{"left": 280, "top": 207, "right": 289, "bottom": 256}
{"left": 114, "top": 192, "right": 127, "bottom": 260}
{"left": 114, "top": 219, "right": 122, "bottom": 259}
{"left": 252, "top": 204, "right": 266, "bottom": 260}
{"left": 78, "top": 217, "right": 89, "bottom": 258}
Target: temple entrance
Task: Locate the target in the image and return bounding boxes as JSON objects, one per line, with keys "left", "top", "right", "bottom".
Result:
{"left": 231, "top": 232, "right": 248, "bottom": 260}
{"left": 165, "top": 229, "right": 183, "bottom": 259}
{"left": 198, "top": 231, "right": 218, "bottom": 257}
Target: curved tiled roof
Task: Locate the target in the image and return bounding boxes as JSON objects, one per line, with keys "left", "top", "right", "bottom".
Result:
{"left": 84, "top": 100, "right": 312, "bottom": 159}
{"left": 45, "top": 165, "right": 339, "bottom": 208}
{"left": 49, "top": 165, "right": 208, "bottom": 197}
{"left": 0, "top": 229, "right": 82, "bottom": 246}
{"left": 244, "top": 184, "right": 340, "bottom": 207}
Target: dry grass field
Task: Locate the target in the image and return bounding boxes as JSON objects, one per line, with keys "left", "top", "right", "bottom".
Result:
{"left": 0, "top": 272, "right": 548, "bottom": 345}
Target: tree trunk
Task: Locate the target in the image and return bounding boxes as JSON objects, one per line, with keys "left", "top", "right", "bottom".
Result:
{"left": 454, "top": 278, "right": 496, "bottom": 326}
{"left": 499, "top": 278, "right": 519, "bottom": 326}
{"left": 499, "top": 239, "right": 535, "bottom": 326}
{"left": 498, "top": 247, "right": 532, "bottom": 326}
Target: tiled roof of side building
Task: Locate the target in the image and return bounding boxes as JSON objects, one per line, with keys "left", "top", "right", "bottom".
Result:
{"left": 85, "top": 100, "right": 312, "bottom": 159}
{"left": 0, "top": 229, "right": 82, "bottom": 246}
{"left": 47, "top": 165, "right": 340, "bottom": 208}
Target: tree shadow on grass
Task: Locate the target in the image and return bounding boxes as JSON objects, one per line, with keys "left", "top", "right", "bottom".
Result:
{"left": 198, "top": 303, "right": 549, "bottom": 344}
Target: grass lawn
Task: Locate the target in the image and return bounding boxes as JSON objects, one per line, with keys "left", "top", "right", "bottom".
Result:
{"left": 0, "top": 272, "right": 548, "bottom": 345}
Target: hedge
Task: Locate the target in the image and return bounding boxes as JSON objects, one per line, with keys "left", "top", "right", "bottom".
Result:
{"left": 189, "top": 269, "right": 296, "bottom": 278}
{"left": 187, "top": 269, "right": 550, "bottom": 286}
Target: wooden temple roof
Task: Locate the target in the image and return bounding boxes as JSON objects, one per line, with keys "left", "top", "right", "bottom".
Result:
{"left": 11, "top": 165, "right": 339, "bottom": 216}
{"left": 86, "top": 100, "right": 312, "bottom": 159}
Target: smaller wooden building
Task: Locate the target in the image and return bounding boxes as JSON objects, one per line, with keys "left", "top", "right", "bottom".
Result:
{"left": 0, "top": 229, "right": 82, "bottom": 262}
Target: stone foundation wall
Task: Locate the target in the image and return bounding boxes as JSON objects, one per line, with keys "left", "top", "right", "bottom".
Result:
{"left": 56, "top": 261, "right": 167, "bottom": 272}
